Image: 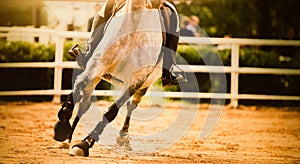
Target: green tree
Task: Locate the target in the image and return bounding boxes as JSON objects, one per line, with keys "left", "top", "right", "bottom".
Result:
{"left": 0, "top": 0, "right": 48, "bottom": 27}
{"left": 176, "top": 0, "right": 300, "bottom": 39}
{"left": 267, "top": 0, "right": 300, "bottom": 39}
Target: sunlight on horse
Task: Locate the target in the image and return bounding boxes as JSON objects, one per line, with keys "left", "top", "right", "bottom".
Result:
{"left": 66, "top": 0, "right": 167, "bottom": 156}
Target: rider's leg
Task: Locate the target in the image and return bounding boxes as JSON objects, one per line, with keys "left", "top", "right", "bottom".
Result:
{"left": 161, "top": 32, "right": 185, "bottom": 86}
{"left": 160, "top": 4, "right": 186, "bottom": 86}
{"left": 68, "top": 0, "right": 119, "bottom": 64}
{"left": 68, "top": 15, "right": 106, "bottom": 68}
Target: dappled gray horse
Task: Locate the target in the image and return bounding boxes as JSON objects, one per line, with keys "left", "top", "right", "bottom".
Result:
{"left": 53, "top": 0, "right": 174, "bottom": 157}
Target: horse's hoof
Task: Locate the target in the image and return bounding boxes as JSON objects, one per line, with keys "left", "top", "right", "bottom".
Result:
{"left": 114, "top": 135, "right": 132, "bottom": 151}
{"left": 125, "top": 144, "right": 133, "bottom": 151}
{"left": 69, "top": 147, "right": 85, "bottom": 157}
{"left": 53, "top": 120, "right": 71, "bottom": 142}
{"left": 68, "top": 141, "right": 90, "bottom": 157}
{"left": 58, "top": 142, "right": 69, "bottom": 149}
{"left": 48, "top": 142, "right": 69, "bottom": 149}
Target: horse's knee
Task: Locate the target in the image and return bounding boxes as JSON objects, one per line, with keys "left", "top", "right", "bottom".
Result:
{"left": 73, "top": 75, "right": 99, "bottom": 118}
{"left": 73, "top": 75, "right": 96, "bottom": 103}
{"left": 73, "top": 78, "right": 88, "bottom": 103}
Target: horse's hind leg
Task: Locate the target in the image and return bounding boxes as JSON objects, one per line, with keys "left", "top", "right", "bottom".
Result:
{"left": 115, "top": 88, "right": 148, "bottom": 150}
{"left": 70, "top": 82, "right": 145, "bottom": 156}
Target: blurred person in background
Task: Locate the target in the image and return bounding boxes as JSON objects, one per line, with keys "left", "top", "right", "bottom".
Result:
{"left": 180, "top": 16, "right": 194, "bottom": 36}
{"left": 186, "top": 15, "right": 200, "bottom": 37}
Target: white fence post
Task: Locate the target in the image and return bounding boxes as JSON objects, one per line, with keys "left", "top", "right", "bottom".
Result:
{"left": 52, "top": 33, "right": 64, "bottom": 104}
{"left": 230, "top": 44, "right": 240, "bottom": 108}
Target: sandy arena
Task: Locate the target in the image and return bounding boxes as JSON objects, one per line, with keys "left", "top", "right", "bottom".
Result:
{"left": 0, "top": 101, "right": 299, "bottom": 163}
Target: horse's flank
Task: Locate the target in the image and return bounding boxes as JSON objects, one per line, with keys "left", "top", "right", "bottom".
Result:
{"left": 84, "top": 2, "right": 163, "bottom": 87}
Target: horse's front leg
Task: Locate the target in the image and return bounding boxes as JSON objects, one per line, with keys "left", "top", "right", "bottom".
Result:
{"left": 67, "top": 115, "right": 80, "bottom": 143}
{"left": 53, "top": 92, "right": 87, "bottom": 145}
{"left": 53, "top": 93, "right": 74, "bottom": 142}
{"left": 53, "top": 92, "right": 82, "bottom": 149}
{"left": 115, "top": 88, "right": 148, "bottom": 151}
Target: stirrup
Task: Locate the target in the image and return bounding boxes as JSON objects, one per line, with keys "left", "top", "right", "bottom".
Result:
{"left": 68, "top": 43, "right": 91, "bottom": 58}
{"left": 169, "top": 64, "right": 187, "bottom": 83}
{"left": 162, "top": 65, "right": 187, "bottom": 86}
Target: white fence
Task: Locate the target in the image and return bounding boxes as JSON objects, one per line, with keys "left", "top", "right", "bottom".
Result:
{"left": 0, "top": 27, "right": 300, "bottom": 108}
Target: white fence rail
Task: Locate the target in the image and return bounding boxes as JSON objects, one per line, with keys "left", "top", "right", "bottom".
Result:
{"left": 1, "top": 27, "right": 300, "bottom": 107}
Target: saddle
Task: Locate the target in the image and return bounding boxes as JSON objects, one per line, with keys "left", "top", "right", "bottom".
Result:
{"left": 70, "top": 0, "right": 172, "bottom": 61}
{"left": 101, "top": 0, "right": 172, "bottom": 46}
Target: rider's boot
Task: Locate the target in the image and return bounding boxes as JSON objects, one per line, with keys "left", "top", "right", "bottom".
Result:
{"left": 161, "top": 66, "right": 186, "bottom": 87}
{"left": 68, "top": 44, "right": 81, "bottom": 59}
